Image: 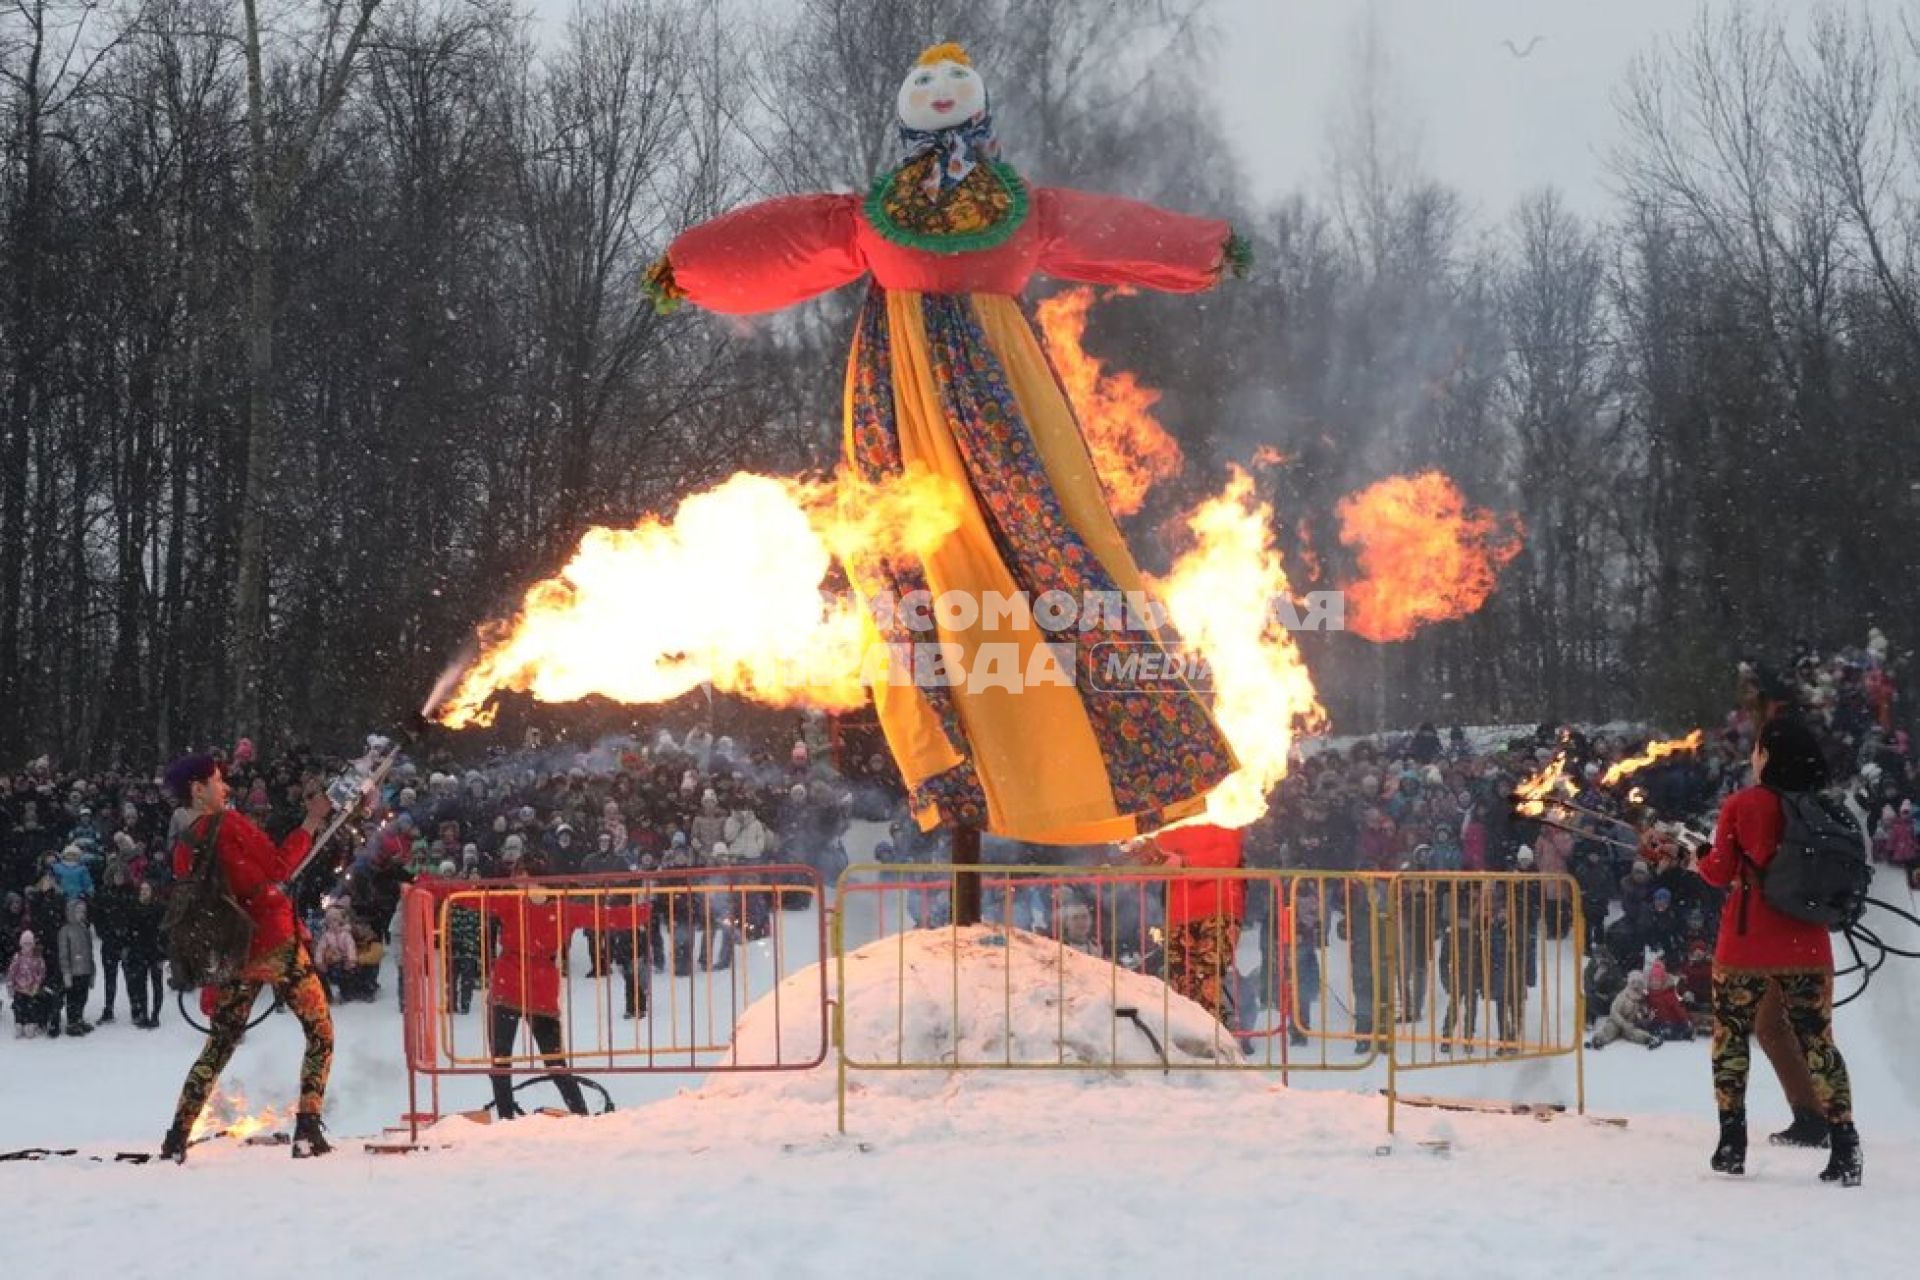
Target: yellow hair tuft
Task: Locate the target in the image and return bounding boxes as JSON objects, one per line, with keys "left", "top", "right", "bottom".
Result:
{"left": 916, "top": 42, "right": 971, "bottom": 67}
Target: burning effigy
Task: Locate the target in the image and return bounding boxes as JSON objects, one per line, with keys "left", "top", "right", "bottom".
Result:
{"left": 454, "top": 41, "right": 1258, "bottom": 846}
{"left": 429, "top": 42, "right": 1525, "bottom": 844}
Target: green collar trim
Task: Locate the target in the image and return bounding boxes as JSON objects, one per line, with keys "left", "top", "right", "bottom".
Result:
{"left": 862, "top": 162, "right": 1030, "bottom": 256}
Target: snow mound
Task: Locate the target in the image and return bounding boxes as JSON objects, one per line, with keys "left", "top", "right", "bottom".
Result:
{"left": 704, "top": 924, "right": 1245, "bottom": 1105}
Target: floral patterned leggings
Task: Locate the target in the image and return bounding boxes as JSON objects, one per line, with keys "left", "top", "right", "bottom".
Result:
{"left": 172, "top": 941, "right": 334, "bottom": 1131}
{"left": 1710, "top": 970, "right": 1850, "bottom": 1123}
{"left": 1167, "top": 916, "right": 1240, "bottom": 1028}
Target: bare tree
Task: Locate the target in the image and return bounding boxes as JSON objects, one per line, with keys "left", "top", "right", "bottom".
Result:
{"left": 1500, "top": 190, "right": 1628, "bottom": 716}
{"left": 230, "top": 0, "right": 381, "bottom": 738}
{"left": 0, "top": 0, "right": 128, "bottom": 755}
{"left": 1784, "top": 4, "right": 1920, "bottom": 355}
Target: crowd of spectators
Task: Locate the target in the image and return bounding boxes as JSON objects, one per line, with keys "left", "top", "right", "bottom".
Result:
{"left": 865, "top": 634, "right": 1914, "bottom": 1049}
{"left": 3, "top": 718, "right": 901, "bottom": 1036}
{"left": 4, "top": 633, "right": 1911, "bottom": 1049}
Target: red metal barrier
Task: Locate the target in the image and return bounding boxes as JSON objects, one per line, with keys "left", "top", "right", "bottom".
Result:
{"left": 397, "top": 865, "right": 829, "bottom": 1139}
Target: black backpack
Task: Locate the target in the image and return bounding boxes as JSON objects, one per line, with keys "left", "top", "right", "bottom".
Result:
{"left": 163, "top": 814, "right": 256, "bottom": 990}
{"left": 1742, "top": 789, "right": 1870, "bottom": 932}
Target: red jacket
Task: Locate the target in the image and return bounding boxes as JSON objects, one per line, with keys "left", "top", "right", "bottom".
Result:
{"left": 1645, "top": 984, "right": 1690, "bottom": 1027}
{"left": 1697, "top": 786, "right": 1832, "bottom": 972}
{"left": 173, "top": 811, "right": 312, "bottom": 964}
{"left": 419, "top": 880, "right": 647, "bottom": 1017}
{"left": 1156, "top": 824, "right": 1244, "bottom": 927}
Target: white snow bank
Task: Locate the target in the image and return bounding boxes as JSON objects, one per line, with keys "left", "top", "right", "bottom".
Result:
{"left": 12, "top": 1053, "right": 1913, "bottom": 1280}
{"left": 703, "top": 923, "right": 1245, "bottom": 1108}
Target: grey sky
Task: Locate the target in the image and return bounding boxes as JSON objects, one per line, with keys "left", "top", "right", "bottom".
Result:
{"left": 528, "top": 0, "right": 1825, "bottom": 217}
{"left": 1218, "top": 0, "right": 1720, "bottom": 216}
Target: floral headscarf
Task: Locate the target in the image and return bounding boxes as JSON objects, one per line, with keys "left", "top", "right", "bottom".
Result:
{"left": 898, "top": 107, "right": 999, "bottom": 202}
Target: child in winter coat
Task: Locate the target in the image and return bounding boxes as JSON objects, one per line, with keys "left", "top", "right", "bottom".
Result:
{"left": 1872, "top": 806, "right": 1898, "bottom": 862}
{"left": 124, "top": 882, "right": 167, "bottom": 1028}
{"left": 7, "top": 930, "right": 56, "bottom": 1037}
{"left": 448, "top": 891, "right": 484, "bottom": 1015}
{"left": 1643, "top": 960, "right": 1694, "bottom": 1041}
{"left": 1618, "top": 860, "right": 1655, "bottom": 926}
{"left": 1583, "top": 948, "right": 1626, "bottom": 1030}
{"left": 313, "top": 906, "right": 361, "bottom": 1000}
{"left": 50, "top": 844, "right": 94, "bottom": 901}
{"left": 1678, "top": 938, "right": 1715, "bottom": 1031}
{"left": 346, "top": 920, "right": 385, "bottom": 1000}
{"left": 1887, "top": 802, "right": 1917, "bottom": 869}
{"left": 56, "top": 897, "right": 96, "bottom": 1035}
{"left": 1588, "top": 971, "right": 1662, "bottom": 1051}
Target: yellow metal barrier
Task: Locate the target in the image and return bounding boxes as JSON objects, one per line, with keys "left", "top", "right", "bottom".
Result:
{"left": 830, "top": 864, "right": 1586, "bottom": 1134}
{"left": 1382, "top": 872, "right": 1587, "bottom": 1131}
{"left": 1251, "top": 872, "right": 1391, "bottom": 1075}
{"left": 835, "top": 863, "right": 1252, "bottom": 1067}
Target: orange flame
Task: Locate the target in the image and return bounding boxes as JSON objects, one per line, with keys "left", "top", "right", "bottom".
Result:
{"left": 1335, "top": 472, "right": 1523, "bottom": 642}
{"left": 432, "top": 467, "right": 966, "bottom": 728}
{"left": 1513, "top": 750, "right": 1576, "bottom": 819}
{"left": 1041, "top": 292, "right": 1324, "bottom": 826}
{"left": 1036, "top": 286, "right": 1183, "bottom": 517}
{"left": 1152, "top": 466, "right": 1328, "bottom": 828}
{"left": 436, "top": 289, "right": 1326, "bottom": 833}
{"left": 1251, "top": 445, "right": 1293, "bottom": 468}
{"left": 1294, "top": 517, "right": 1321, "bottom": 585}
{"left": 1600, "top": 731, "right": 1704, "bottom": 788}
{"left": 188, "top": 1083, "right": 291, "bottom": 1144}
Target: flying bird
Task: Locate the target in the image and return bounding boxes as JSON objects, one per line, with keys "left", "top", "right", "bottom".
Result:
{"left": 1500, "top": 36, "right": 1546, "bottom": 58}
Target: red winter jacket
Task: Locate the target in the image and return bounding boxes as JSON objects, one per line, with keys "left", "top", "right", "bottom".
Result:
{"left": 1645, "top": 983, "right": 1690, "bottom": 1027}
{"left": 1697, "top": 786, "right": 1832, "bottom": 973}
{"left": 418, "top": 880, "right": 648, "bottom": 1017}
{"left": 1156, "top": 824, "right": 1245, "bottom": 927}
{"left": 173, "top": 811, "right": 313, "bottom": 965}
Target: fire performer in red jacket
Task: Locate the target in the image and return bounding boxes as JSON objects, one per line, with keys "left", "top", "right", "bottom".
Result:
{"left": 1694, "top": 717, "right": 1861, "bottom": 1186}
{"left": 431, "top": 852, "right": 647, "bottom": 1119}
{"left": 159, "top": 755, "right": 335, "bottom": 1163}
{"left": 1143, "top": 823, "right": 1244, "bottom": 1028}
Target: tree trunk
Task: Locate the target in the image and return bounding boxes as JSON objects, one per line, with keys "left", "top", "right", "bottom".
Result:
{"left": 229, "top": 0, "right": 383, "bottom": 739}
{"left": 0, "top": 17, "right": 48, "bottom": 757}
{"left": 230, "top": 0, "right": 275, "bottom": 738}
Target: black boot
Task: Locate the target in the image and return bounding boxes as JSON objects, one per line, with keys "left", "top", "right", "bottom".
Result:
{"left": 1819, "top": 1122, "right": 1862, "bottom": 1187}
{"left": 291, "top": 1113, "right": 332, "bottom": 1159}
{"left": 1710, "top": 1109, "right": 1746, "bottom": 1176}
{"left": 160, "top": 1124, "right": 189, "bottom": 1165}
{"left": 1769, "top": 1107, "right": 1831, "bottom": 1149}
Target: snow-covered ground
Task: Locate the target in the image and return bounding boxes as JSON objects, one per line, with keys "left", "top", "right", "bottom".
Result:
{"left": 3, "top": 863, "right": 1914, "bottom": 1279}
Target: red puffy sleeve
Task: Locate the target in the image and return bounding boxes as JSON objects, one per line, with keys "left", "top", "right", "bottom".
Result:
{"left": 661, "top": 194, "right": 867, "bottom": 315}
{"left": 1035, "top": 187, "right": 1233, "bottom": 293}
{"left": 172, "top": 813, "right": 310, "bottom": 885}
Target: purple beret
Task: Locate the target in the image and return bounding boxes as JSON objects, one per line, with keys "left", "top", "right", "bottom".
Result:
{"left": 163, "top": 754, "right": 220, "bottom": 805}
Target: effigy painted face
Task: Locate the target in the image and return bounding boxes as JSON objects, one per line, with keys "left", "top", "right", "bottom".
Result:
{"left": 897, "top": 58, "right": 987, "bottom": 131}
